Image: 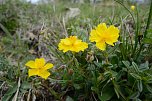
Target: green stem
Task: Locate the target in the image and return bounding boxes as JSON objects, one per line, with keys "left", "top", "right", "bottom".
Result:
{"left": 143, "top": 1, "right": 152, "bottom": 39}
{"left": 135, "top": 1, "right": 152, "bottom": 60}
{"left": 114, "top": 0, "right": 138, "bottom": 59}
{"left": 114, "top": 0, "right": 136, "bottom": 24}
{"left": 132, "top": 6, "right": 139, "bottom": 57}
{"left": 41, "top": 84, "right": 61, "bottom": 99}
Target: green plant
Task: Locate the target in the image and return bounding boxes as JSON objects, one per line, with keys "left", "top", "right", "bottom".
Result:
{"left": 0, "top": 0, "right": 152, "bottom": 101}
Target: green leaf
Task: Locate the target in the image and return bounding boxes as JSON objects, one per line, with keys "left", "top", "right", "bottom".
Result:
{"left": 73, "top": 84, "right": 81, "bottom": 90}
{"left": 143, "top": 38, "right": 152, "bottom": 44}
{"left": 147, "top": 29, "right": 152, "bottom": 36}
{"left": 4, "top": 83, "right": 18, "bottom": 95}
{"left": 134, "top": 98, "right": 142, "bottom": 101}
{"left": 147, "top": 29, "right": 152, "bottom": 32}
{"left": 2, "top": 94, "right": 12, "bottom": 101}
{"left": 130, "top": 73, "right": 141, "bottom": 80}
{"left": 146, "top": 85, "right": 152, "bottom": 93}
{"left": 147, "top": 78, "right": 152, "bottom": 84}
{"left": 66, "top": 96, "right": 74, "bottom": 101}
{"left": 2, "top": 83, "right": 18, "bottom": 101}
{"left": 21, "top": 81, "right": 31, "bottom": 90}
{"left": 0, "top": 23, "right": 12, "bottom": 37}
{"left": 114, "top": 87, "right": 120, "bottom": 99}
{"left": 122, "top": 61, "right": 130, "bottom": 68}
{"left": 137, "top": 80, "right": 143, "bottom": 92}
{"left": 111, "top": 55, "right": 119, "bottom": 64}
{"left": 99, "top": 85, "right": 114, "bottom": 101}
{"left": 139, "top": 61, "right": 149, "bottom": 71}
{"left": 91, "top": 87, "right": 99, "bottom": 93}
{"left": 132, "top": 62, "right": 140, "bottom": 72}
{"left": 113, "top": 82, "right": 126, "bottom": 100}
{"left": 129, "top": 91, "right": 140, "bottom": 99}
{"left": 94, "top": 61, "right": 102, "bottom": 68}
{"left": 111, "top": 70, "right": 118, "bottom": 77}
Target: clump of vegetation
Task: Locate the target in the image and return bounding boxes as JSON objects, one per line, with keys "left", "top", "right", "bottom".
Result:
{"left": 0, "top": 0, "right": 152, "bottom": 101}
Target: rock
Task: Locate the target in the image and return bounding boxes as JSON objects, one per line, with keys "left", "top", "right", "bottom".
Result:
{"left": 90, "top": 0, "right": 102, "bottom": 4}
{"left": 64, "top": 8, "right": 81, "bottom": 22}
{"left": 71, "top": 0, "right": 84, "bottom": 4}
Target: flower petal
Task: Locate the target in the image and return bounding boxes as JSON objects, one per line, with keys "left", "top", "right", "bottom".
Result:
{"left": 35, "top": 58, "right": 45, "bottom": 68}
{"left": 96, "top": 42, "right": 106, "bottom": 50}
{"left": 106, "top": 41, "right": 114, "bottom": 46}
{"left": 96, "top": 23, "right": 107, "bottom": 33}
{"left": 107, "top": 25, "right": 119, "bottom": 38}
{"left": 62, "top": 39, "right": 71, "bottom": 45}
{"left": 43, "top": 63, "right": 53, "bottom": 70}
{"left": 28, "top": 69, "right": 39, "bottom": 77}
{"left": 25, "top": 60, "right": 37, "bottom": 68}
{"left": 58, "top": 42, "right": 69, "bottom": 52}
{"left": 105, "top": 25, "right": 119, "bottom": 45}
{"left": 38, "top": 70, "right": 50, "bottom": 79}
{"left": 89, "top": 30, "right": 101, "bottom": 42}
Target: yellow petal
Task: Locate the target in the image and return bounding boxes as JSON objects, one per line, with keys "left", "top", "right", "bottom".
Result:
{"left": 74, "top": 40, "right": 82, "bottom": 45}
{"left": 96, "top": 42, "right": 106, "bottom": 50}
{"left": 105, "top": 25, "right": 119, "bottom": 45}
{"left": 62, "top": 39, "right": 71, "bottom": 45}
{"left": 79, "top": 42, "right": 88, "bottom": 51}
{"left": 38, "top": 70, "right": 50, "bottom": 79}
{"left": 58, "top": 42, "right": 69, "bottom": 52}
{"left": 25, "top": 60, "right": 37, "bottom": 68}
{"left": 69, "top": 36, "right": 77, "bottom": 43}
{"left": 106, "top": 41, "right": 114, "bottom": 46}
{"left": 28, "top": 69, "right": 39, "bottom": 77}
{"left": 35, "top": 58, "right": 45, "bottom": 68}
{"left": 107, "top": 25, "right": 119, "bottom": 38}
{"left": 89, "top": 30, "right": 101, "bottom": 42}
{"left": 96, "top": 23, "right": 107, "bottom": 33}
{"left": 58, "top": 36, "right": 88, "bottom": 52}
{"left": 43, "top": 63, "right": 53, "bottom": 70}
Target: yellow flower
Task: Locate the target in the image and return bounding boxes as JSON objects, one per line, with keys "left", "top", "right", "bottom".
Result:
{"left": 25, "top": 58, "right": 53, "bottom": 79}
{"left": 89, "top": 23, "right": 119, "bottom": 50}
{"left": 58, "top": 36, "right": 88, "bottom": 52}
{"left": 131, "top": 5, "right": 135, "bottom": 11}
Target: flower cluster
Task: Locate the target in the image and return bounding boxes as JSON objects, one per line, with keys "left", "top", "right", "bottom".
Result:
{"left": 25, "top": 23, "right": 119, "bottom": 79}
